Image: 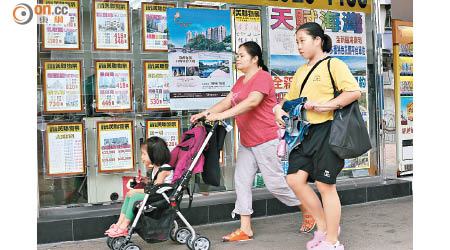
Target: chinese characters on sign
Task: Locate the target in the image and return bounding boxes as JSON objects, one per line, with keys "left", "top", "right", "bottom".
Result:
{"left": 46, "top": 123, "right": 86, "bottom": 176}
{"left": 144, "top": 61, "right": 170, "bottom": 110}
{"left": 93, "top": 0, "right": 130, "bottom": 50}
{"left": 43, "top": 61, "right": 83, "bottom": 113}
{"left": 42, "top": 0, "right": 81, "bottom": 50}
{"left": 95, "top": 61, "right": 132, "bottom": 112}
{"left": 146, "top": 120, "right": 180, "bottom": 153}
{"left": 142, "top": 3, "right": 175, "bottom": 52}
{"left": 232, "top": 8, "right": 262, "bottom": 50}
{"left": 97, "top": 121, "right": 135, "bottom": 173}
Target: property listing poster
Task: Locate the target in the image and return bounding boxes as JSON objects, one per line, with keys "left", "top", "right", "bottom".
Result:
{"left": 42, "top": 0, "right": 80, "bottom": 50}
{"left": 93, "top": 0, "right": 130, "bottom": 50}
{"left": 231, "top": 8, "right": 262, "bottom": 83}
{"left": 144, "top": 61, "right": 170, "bottom": 110}
{"left": 43, "top": 61, "right": 83, "bottom": 113}
{"left": 231, "top": 8, "right": 262, "bottom": 51}
{"left": 46, "top": 123, "right": 86, "bottom": 176}
{"left": 97, "top": 121, "right": 135, "bottom": 173}
{"left": 167, "top": 8, "right": 233, "bottom": 110}
{"left": 142, "top": 3, "right": 175, "bottom": 52}
{"left": 95, "top": 61, "right": 132, "bottom": 112}
{"left": 400, "top": 96, "right": 413, "bottom": 140}
{"left": 267, "top": 7, "right": 370, "bottom": 170}
{"left": 146, "top": 120, "right": 180, "bottom": 152}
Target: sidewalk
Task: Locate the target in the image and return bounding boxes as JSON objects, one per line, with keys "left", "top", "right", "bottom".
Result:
{"left": 37, "top": 196, "right": 413, "bottom": 250}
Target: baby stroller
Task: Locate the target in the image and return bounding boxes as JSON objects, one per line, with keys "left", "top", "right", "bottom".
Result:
{"left": 106, "top": 119, "right": 231, "bottom": 250}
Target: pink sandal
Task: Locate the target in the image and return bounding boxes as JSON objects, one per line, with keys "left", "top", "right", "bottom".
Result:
{"left": 108, "top": 227, "right": 129, "bottom": 237}
{"left": 104, "top": 224, "right": 118, "bottom": 235}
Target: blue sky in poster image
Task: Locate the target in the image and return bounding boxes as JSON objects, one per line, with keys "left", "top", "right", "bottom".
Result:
{"left": 167, "top": 8, "right": 231, "bottom": 47}
{"left": 334, "top": 56, "right": 367, "bottom": 74}
{"left": 270, "top": 55, "right": 307, "bottom": 75}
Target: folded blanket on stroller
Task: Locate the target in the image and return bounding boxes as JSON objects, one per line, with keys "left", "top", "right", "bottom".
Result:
{"left": 282, "top": 97, "right": 311, "bottom": 157}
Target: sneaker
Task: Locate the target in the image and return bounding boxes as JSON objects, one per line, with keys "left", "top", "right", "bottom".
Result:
{"left": 104, "top": 224, "right": 118, "bottom": 235}
{"left": 108, "top": 227, "right": 129, "bottom": 238}
{"left": 313, "top": 240, "right": 344, "bottom": 250}
{"left": 307, "top": 226, "right": 341, "bottom": 250}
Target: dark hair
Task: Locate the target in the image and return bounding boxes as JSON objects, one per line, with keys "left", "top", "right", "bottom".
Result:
{"left": 141, "top": 136, "right": 171, "bottom": 167}
{"left": 239, "top": 41, "right": 269, "bottom": 72}
{"left": 296, "top": 22, "right": 332, "bottom": 53}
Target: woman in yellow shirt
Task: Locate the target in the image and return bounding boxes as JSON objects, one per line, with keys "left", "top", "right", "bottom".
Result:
{"left": 273, "top": 22, "right": 361, "bottom": 250}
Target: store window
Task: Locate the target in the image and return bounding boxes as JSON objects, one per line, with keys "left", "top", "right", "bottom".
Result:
{"left": 38, "top": 0, "right": 377, "bottom": 208}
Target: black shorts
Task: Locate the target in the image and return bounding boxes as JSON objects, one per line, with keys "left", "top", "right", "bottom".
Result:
{"left": 287, "top": 120, "right": 344, "bottom": 184}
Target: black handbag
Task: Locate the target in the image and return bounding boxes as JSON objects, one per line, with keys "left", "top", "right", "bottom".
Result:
{"left": 327, "top": 59, "right": 372, "bottom": 159}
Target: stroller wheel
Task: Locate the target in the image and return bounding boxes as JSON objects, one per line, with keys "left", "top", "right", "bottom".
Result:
{"left": 186, "top": 234, "right": 194, "bottom": 250}
{"left": 121, "top": 242, "right": 141, "bottom": 250}
{"left": 175, "top": 227, "right": 191, "bottom": 244}
{"left": 111, "top": 237, "right": 127, "bottom": 250}
{"left": 106, "top": 236, "right": 114, "bottom": 249}
{"left": 169, "top": 221, "right": 179, "bottom": 242}
{"left": 193, "top": 236, "right": 211, "bottom": 250}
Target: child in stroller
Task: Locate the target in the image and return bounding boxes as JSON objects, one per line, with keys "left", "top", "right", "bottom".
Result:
{"left": 106, "top": 120, "right": 228, "bottom": 250}
{"left": 105, "top": 136, "right": 174, "bottom": 238}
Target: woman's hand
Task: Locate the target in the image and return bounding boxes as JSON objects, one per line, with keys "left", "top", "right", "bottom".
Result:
{"left": 190, "top": 112, "right": 207, "bottom": 124}
{"left": 274, "top": 107, "right": 289, "bottom": 128}
{"left": 206, "top": 112, "right": 224, "bottom": 122}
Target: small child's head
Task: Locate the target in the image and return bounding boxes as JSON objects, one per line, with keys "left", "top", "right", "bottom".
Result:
{"left": 140, "top": 136, "right": 171, "bottom": 168}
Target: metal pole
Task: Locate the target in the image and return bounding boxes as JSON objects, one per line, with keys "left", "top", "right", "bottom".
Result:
{"left": 373, "top": 0, "right": 387, "bottom": 184}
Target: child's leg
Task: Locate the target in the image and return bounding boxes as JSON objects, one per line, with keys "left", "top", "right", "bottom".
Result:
{"left": 316, "top": 181, "right": 341, "bottom": 245}
{"left": 286, "top": 170, "right": 326, "bottom": 232}
{"left": 118, "top": 193, "right": 146, "bottom": 229}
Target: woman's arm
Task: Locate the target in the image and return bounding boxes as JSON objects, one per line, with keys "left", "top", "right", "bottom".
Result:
{"left": 306, "top": 90, "right": 361, "bottom": 112}
{"left": 206, "top": 91, "right": 265, "bottom": 121}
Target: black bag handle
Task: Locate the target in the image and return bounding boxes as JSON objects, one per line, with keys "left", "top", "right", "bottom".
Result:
{"left": 299, "top": 56, "right": 331, "bottom": 96}
{"left": 327, "top": 58, "right": 341, "bottom": 98}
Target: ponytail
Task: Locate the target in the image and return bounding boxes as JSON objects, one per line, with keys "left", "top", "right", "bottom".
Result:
{"left": 322, "top": 34, "right": 332, "bottom": 53}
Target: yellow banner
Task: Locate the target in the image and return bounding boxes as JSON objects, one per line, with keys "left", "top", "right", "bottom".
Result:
{"left": 187, "top": 4, "right": 219, "bottom": 9}
{"left": 143, "top": 3, "right": 175, "bottom": 12}
{"left": 45, "top": 61, "right": 80, "bottom": 70}
{"left": 97, "top": 61, "right": 130, "bottom": 70}
{"left": 200, "top": 0, "right": 371, "bottom": 13}
{"left": 48, "top": 124, "right": 82, "bottom": 133}
{"left": 99, "top": 122, "right": 132, "bottom": 131}
{"left": 95, "top": 1, "right": 127, "bottom": 10}
{"left": 147, "top": 120, "right": 179, "bottom": 129}
{"left": 43, "top": 0, "right": 78, "bottom": 8}
{"left": 145, "top": 62, "right": 169, "bottom": 70}
{"left": 233, "top": 9, "right": 261, "bottom": 22}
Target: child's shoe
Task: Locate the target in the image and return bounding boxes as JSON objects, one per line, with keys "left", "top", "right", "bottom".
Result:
{"left": 313, "top": 240, "right": 344, "bottom": 250}
{"left": 307, "top": 226, "right": 341, "bottom": 249}
{"left": 108, "top": 227, "right": 129, "bottom": 237}
{"left": 307, "top": 230, "right": 326, "bottom": 249}
{"left": 104, "top": 224, "right": 118, "bottom": 235}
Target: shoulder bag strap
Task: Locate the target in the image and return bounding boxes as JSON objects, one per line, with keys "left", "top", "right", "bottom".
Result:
{"left": 299, "top": 56, "right": 331, "bottom": 96}
{"left": 327, "top": 58, "right": 340, "bottom": 98}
